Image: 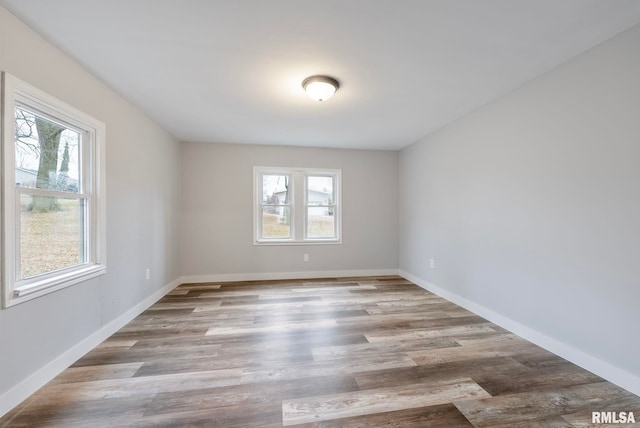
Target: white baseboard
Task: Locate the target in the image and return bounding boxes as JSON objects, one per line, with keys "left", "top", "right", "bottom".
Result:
{"left": 181, "top": 269, "right": 400, "bottom": 284}
{"left": 0, "top": 277, "right": 181, "bottom": 419}
{"left": 400, "top": 270, "right": 640, "bottom": 397}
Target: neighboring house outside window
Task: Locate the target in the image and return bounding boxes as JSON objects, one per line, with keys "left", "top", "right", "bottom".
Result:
{"left": 1, "top": 73, "right": 106, "bottom": 308}
{"left": 253, "top": 166, "right": 341, "bottom": 244}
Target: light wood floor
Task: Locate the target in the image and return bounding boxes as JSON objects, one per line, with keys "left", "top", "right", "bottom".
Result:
{"left": 1, "top": 276, "right": 639, "bottom": 427}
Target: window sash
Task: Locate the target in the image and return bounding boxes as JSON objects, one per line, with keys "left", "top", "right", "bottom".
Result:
{"left": 259, "top": 206, "right": 292, "bottom": 240}
{"left": 258, "top": 172, "right": 293, "bottom": 240}
{"left": 14, "top": 188, "right": 91, "bottom": 283}
{"left": 305, "top": 174, "right": 337, "bottom": 240}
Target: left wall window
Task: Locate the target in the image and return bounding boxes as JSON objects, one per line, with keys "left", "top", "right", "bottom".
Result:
{"left": 2, "top": 73, "right": 106, "bottom": 308}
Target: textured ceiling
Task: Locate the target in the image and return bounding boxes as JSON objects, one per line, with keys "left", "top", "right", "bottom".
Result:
{"left": 2, "top": 0, "right": 640, "bottom": 149}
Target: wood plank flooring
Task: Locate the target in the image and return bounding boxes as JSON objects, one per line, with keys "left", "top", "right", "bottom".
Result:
{"left": 2, "top": 276, "right": 639, "bottom": 427}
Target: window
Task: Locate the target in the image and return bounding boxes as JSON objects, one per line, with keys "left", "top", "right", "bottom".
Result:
{"left": 253, "top": 166, "right": 341, "bottom": 244}
{"left": 2, "top": 73, "right": 106, "bottom": 307}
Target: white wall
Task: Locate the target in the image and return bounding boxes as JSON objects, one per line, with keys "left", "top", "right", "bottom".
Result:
{"left": 400, "top": 24, "right": 640, "bottom": 393}
{"left": 181, "top": 143, "right": 398, "bottom": 280}
{"left": 0, "top": 6, "right": 182, "bottom": 414}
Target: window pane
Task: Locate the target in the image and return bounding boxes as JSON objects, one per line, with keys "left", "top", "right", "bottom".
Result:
{"left": 307, "top": 207, "right": 336, "bottom": 238}
{"left": 15, "top": 107, "right": 81, "bottom": 193}
{"left": 261, "top": 207, "right": 291, "bottom": 239}
{"left": 307, "top": 176, "right": 333, "bottom": 206}
{"left": 262, "top": 174, "right": 289, "bottom": 204}
{"left": 19, "top": 194, "right": 86, "bottom": 279}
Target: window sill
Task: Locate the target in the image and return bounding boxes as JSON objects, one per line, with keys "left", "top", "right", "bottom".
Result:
{"left": 254, "top": 239, "right": 342, "bottom": 246}
{"left": 5, "top": 264, "right": 106, "bottom": 308}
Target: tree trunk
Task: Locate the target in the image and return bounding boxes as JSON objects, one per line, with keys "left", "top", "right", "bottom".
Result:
{"left": 31, "top": 118, "right": 64, "bottom": 212}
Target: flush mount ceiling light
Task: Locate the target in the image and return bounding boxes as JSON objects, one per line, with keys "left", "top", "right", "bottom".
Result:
{"left": 302, "top": 75, "right": 340, "bottom": 102}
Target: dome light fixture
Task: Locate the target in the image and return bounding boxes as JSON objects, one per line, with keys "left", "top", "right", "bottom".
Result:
{"left": 302, "top": 75, "right": 340, "bottom": 102}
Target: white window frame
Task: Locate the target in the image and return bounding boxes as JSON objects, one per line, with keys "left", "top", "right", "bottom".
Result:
{"left": 1, "top": 72, "right": 106, "bottom": 308}
{"left": 253, "top": 166, "right": 342, "bottom": 245}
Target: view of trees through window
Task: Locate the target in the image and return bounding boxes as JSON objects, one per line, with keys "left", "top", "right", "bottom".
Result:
{"left": 259, "top": 172, "right": 337, "bottom": 241}
{"left": 15, "top": 107, "right": 85, "bottom": 279}
{"left": 261, "top": 174, "right": 291, "bottom": 239}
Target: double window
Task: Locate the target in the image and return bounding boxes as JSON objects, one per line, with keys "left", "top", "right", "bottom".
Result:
{"left": 2, "top": 73, "right": 106, "bottom": 307}
{"left": 254, "top": 166, "right": 341, "bottom": 244}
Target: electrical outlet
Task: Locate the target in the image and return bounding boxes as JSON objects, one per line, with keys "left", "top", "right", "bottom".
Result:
{"left": 303, "top": 254, "right": 310, "bottom": 262}
{"left": 145, "top": 268, "right": 151, "bottom": 280}
{"left": 429, "top": 259, "right": 435, "bottom": 269}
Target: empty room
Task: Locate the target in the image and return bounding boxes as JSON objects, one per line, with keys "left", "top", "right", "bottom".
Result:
{"left": 1, "top": 1, "right": 639, "bottom": 426}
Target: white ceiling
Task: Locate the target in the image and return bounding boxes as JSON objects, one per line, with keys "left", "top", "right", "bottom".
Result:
{"left": 2, "top": 1, "right": 640, "bottom": 150}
